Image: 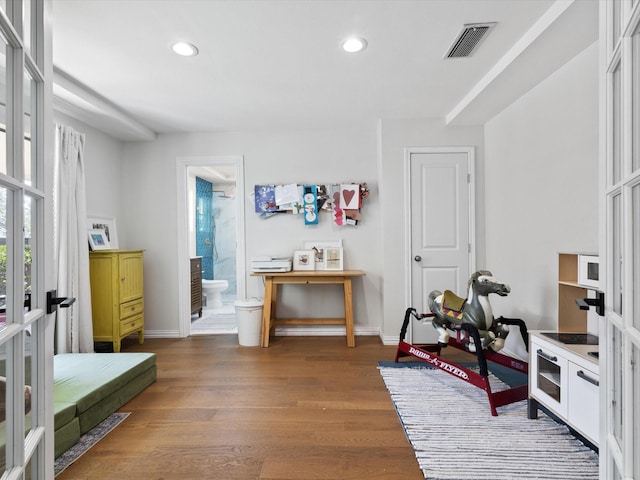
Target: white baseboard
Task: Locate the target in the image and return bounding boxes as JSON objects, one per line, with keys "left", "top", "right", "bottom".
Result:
{"left": 273, "top": 326, "right": 380, "bottom": 337}
{"left": 143, "top": 326, "right": 382, "bottom": 339}
{"left": 381, "top": 334, "right": 401, "bottom": 346}
{"left": 142, "top": 330, "right": 182, "bottom": 338}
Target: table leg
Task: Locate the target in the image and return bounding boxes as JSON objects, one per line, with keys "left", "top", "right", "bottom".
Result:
{"left": 271, "top": 282, "right": 278, "bottom": 320}
{"left": 343, "top": 278, "right": 355, "bottom": 347}
{"left": 261, "top": 278, "right": 273, "bottom": 347}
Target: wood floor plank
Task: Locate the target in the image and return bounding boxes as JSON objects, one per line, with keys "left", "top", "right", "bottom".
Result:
{"left": 56, "top": 335, "right": 426, "bottom": 479}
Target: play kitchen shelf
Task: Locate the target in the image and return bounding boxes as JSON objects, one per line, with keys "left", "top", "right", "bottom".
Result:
{"left": 558, "top": 252, "right": 600, "bottom": 331}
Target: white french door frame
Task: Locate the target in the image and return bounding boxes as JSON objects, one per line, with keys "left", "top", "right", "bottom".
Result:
{"left": 403, "top": 146, "right": 476, "bottom": 343}
{"left": 600, "top": 0, "right": 640, "bottom": 478}
{"left": 0, "top": 1, "right": 53, "bottom": 479}
{"left": 175, "top": 155, "right": 246, "bottom": 337}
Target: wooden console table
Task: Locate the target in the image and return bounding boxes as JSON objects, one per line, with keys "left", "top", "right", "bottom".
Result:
{"left": 251, "top": 270, "right": 366, "bottom": 347}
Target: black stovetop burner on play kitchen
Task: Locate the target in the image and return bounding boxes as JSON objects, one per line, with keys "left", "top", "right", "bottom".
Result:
{"left": 541, "top": 332, "right": 599, "bottom": 345}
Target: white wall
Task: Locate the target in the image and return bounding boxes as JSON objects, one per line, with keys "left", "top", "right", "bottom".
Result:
{"left": 377, "top": 119, "right": 486, "bottom": 343}
{"left": 120, "top": 129, "right": 381, "bottom": 337}
{"left": 65, "top": 42, "right": 599, "bottom": 345}
{"left": 484, "top": 42, "right": 599, "bottom": 331}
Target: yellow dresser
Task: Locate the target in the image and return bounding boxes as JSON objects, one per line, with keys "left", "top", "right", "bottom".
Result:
{"left": 89, "top": 250, "right": 144, "bottom": 352}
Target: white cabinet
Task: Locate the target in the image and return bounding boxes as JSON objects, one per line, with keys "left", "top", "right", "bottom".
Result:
{"left": 567, "top": 361, "right": 599, "bottom": 444}
{"left": 528, "top": 331, "right": 599, "bottom": 446}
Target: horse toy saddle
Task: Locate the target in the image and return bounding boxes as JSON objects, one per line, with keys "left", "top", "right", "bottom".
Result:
{"left": 440, "top": 290, "right": 465, "bottom": 320}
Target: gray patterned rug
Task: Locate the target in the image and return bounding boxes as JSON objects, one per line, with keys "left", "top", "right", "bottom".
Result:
{"left": 54, "top": 412, "right": 130, "bottom": 477}
{"left": 379, "top": 365, "right": 599, "bottom": 480}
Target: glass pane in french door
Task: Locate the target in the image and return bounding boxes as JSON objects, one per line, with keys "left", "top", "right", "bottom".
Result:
{"left": 613, "top": 0, "right": 621, "bottom": 47}
{"left": 613, "top": 462, "right": 623, "bottom": 480}
{"left": 634, "top": 183, "right": 640, "bottom": 330}
{"left": 24, "top": 69, "right": 34, "bottom": 185}
{"left": 24, "top": 194, "right": 32, "bottom": 305}
{"left": 0, "top": 40, "right": 6, "bottom": 176}
{"left": 22, "top": 0, "right": 31, "bottom": 56}
{"left": 0, "top": 186, "right": 15, "bottom": 332}
{"left": 634, "top": 343, "right": 640, "bottom": 479}
{"left": 613, "top": 193, "right": 623, "bottom": 314}
{"left": 0, "top": 343, "right": 5, "bottom": 478}
{"left": 612, "top": 326, "right": 624, "bottom": 446}
{"left": 24, "top": 332, "right": 32, "bottom": 440}
{"left": 0, "top": 186, "right": 6, "bottom": 332}
{"left": 613, "top": 61, "right": 623, "bottom": 185}
{"left": 0, "top": 129, "right": 5, "bottom": 176}
{"left": 634, "top": 27, "right": 640, "bottom": 173}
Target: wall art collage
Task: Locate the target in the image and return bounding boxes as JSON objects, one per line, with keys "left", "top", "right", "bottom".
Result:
{"left": 254, "top": 183, "right": 369, "bottom": 226}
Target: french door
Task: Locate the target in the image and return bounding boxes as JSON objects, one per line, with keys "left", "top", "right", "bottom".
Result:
{"left": 600, "top": 0, "right": 640, "bottom": 478}
{"left": 0, "top": 1, "right": 53, "bottom": 479}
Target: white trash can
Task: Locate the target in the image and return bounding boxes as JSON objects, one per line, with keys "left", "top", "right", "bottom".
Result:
{"left": 234, "top": 299, "right": 263, "bottom": 346}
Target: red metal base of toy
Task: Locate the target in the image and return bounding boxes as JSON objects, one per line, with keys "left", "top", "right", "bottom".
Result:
{"left": 395, "top": 309, "right": 529, "bottom": 416}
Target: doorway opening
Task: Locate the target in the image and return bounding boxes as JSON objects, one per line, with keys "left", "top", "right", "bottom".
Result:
{"left": 176, "top": 156, "right": 246, "bottom": 337}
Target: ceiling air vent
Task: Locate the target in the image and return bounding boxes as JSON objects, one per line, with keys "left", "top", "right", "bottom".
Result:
{"left": 445, "top": 22, "right": 496, "bottom": 58}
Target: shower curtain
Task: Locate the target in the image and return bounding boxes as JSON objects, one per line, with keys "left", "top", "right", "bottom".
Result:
{"left": 53, "top": 124, "right": 94, "bottom": 353}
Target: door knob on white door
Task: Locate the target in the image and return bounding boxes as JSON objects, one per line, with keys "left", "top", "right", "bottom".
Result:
{"left": 414, "top": 256, "right": 422, "bottom": 262}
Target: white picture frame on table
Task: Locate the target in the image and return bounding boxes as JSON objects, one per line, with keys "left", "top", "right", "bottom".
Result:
{"left": 293, "top": 250, "right": 316, "bottom": 271}
{"left": 88, "top": 229, "right": 111, "bottom": 250}
{"left": 87, "top": 215, "right": 119, "bottom": 249}
{"left": 302, "top": 240, "right": 342, "bottom": 270}
{"left": 323, "top": 247, "right": 344, "bottom": 270}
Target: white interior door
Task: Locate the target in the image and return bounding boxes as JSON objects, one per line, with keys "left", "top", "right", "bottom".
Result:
{"left": 600, "top": 1, "right": 640, "bottom": 478}
{"left": 407, "top": 147, "right": 475, "bottom": 343}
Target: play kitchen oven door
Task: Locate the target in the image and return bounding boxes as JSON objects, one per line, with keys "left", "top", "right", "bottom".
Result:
{"left": 530, "top": 341, "right": 568, "bottom": 418}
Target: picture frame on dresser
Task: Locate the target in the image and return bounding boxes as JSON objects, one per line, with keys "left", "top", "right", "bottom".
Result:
{"left": 87, "top": 229, "right": 110, "bottom": 250}
{"left": 87, "top": 215, "right": 119, "bottom": 248}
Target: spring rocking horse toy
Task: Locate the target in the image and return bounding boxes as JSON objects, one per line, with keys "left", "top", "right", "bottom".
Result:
{"left": 395, "top": 270, "right": 530, "bottom": 416}
{"left": 428, "top": 270, "right": 512, "bottom": 353}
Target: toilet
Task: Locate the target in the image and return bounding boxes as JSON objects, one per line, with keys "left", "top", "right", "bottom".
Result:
{"left": 202, "top": 279, "right": 229, "bottom": 308}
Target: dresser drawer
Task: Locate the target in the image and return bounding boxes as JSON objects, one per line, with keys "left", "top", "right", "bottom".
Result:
{"left": 120, "top": 314, "right": 144, "bottom": 336}
{"left": 120, "top": 299, "right": 144, "bottom": 319}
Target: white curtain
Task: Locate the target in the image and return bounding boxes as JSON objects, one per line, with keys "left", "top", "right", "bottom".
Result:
{"left": 53, "top": 124, "right": 94, "bottom": 353}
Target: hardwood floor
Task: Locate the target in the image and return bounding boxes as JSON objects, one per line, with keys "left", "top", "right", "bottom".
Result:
{"left": 57, "top": 335, "right": 426, "bottom": 480}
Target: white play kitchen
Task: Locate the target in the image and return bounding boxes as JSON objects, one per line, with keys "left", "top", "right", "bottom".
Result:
{"left": 528, "top": 253, "right": 602, "bottom": 447}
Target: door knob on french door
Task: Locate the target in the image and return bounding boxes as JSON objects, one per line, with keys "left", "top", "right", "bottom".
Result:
{"left": 414, "top": 256, "right": 422, "bottom": 262}
{"left": 46, "top": 289, "right": 77, "bottom": 314}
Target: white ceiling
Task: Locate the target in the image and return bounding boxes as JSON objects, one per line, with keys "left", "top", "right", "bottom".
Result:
{"left": 50, "top": 0, "right": 598, "bottom": 141}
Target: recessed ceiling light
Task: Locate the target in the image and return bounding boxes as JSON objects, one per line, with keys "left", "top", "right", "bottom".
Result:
{"left": 341, "top": 37, "right": 367, "bottom": 53}
{"left": 171, "top": 42, "right": 199, "bottom": 57}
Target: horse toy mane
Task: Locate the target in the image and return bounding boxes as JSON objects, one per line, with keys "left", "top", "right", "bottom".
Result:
{"left": 427, "top": 270, "right": 511, "bottom": 352}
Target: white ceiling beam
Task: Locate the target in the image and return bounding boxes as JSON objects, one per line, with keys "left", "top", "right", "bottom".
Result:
{"left": 445, "top": 0, "right": 597, "bottom": 126}
{"left": 53, "top": 66, "right": 156, "bottom": 141}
